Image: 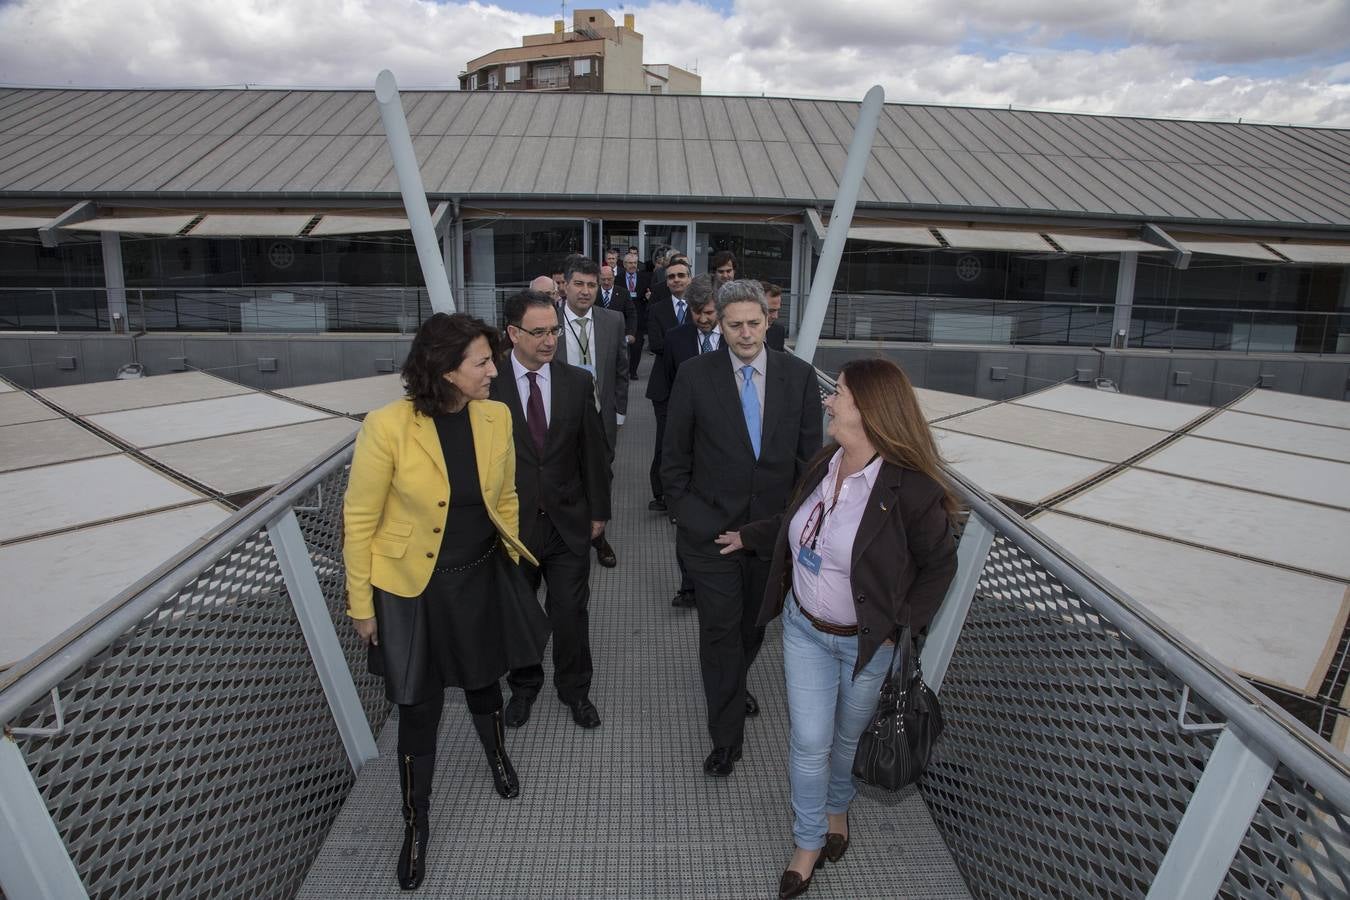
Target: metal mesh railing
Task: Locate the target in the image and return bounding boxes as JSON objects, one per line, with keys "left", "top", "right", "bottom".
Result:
{"left": 1224, "top": 768, "right": 1350, "bottom": 898}
{"left": 923, "top": 535, "right": 1222, "bottom": 898}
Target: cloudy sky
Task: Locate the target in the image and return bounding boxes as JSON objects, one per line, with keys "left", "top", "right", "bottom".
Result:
{"left": 1, "top": 0, "right": 1347, "bottom": 126}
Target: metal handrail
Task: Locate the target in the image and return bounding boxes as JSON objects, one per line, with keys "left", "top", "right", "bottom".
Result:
{"left": 0, "top": 433, "right": 359, "bottom": 727}
{"left": 814, "top": 368, "right": 1350, "bottom": 812}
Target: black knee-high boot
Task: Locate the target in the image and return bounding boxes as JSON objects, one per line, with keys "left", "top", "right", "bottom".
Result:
{"left": 397, "top": 751, "right": 434, "bottom": 890}
{"left": 470, "top": 711, "right": 520, "bottom": 799}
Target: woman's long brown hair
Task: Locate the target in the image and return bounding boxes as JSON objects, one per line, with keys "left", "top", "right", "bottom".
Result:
{"left": 809, "top": 358, "right": 960, "bottom": 520}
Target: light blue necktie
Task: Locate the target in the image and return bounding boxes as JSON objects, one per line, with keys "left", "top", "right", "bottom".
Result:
{"left": 740, "top": 364, "right": 761, "bottom": 458}
{"left": 675, "top": 300, "right": 686, "bottom": 325}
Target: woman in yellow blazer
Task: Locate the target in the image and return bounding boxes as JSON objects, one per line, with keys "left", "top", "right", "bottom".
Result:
{"left": 344, "top": 312, "right": 548, "bottom": 891}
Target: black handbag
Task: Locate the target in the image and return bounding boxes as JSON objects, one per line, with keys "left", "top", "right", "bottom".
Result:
{"left": 852, "top": 626, "right": 944, "bottom": 791}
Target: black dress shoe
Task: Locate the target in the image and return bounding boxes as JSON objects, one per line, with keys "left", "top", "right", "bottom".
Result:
{"left": 745, "top": 690, "right": 760, "bottom": 717}
{"left": 778, "top": 853, "right": 825, "bottom": 899}
{"left": 504, "top": 693, "right": 535, "bottom": 728}
{"left": 563, "top": 697, "right": 602, "bottom": 729}
{"left": 703, "top": 745, "right": 741, "bottom": 777}
{"left": 648, "top": 497, "right": 668, "bottom": 512}
{"left": 671, "top": 589, "right": 696, "bottom": 608}
{"left": 592, "top": 535, "right": 617, "bottom": 568}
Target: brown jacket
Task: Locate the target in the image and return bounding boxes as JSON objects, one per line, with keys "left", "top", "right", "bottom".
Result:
{"left": 742, "top": 456, "right": 958, "bottom": 678}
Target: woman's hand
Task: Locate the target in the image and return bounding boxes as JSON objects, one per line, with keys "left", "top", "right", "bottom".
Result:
{"left": 715, "top": 531, "right": 743, "bottom": 555}
{"left": 352, "top": 616, "right": 378, "bottom": 646}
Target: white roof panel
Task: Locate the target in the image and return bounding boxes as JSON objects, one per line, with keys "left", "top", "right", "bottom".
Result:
{"left": 935, "top": 429, "right": 1108, "bottom": 505}
{"left": 1192, "top": 410, "right": 1350, "bottom": 463}
{"left": 0, "top": 381, "right": 15, "bottom": 393}
{"left": 1182, "top": 240, "right": 1285, "bottom": 261}
{"left": 847, "top": 225, "right": 942, "bottom": 248}
{"left": 0, "top": 418, "right": 118, "bottom": 472}
{"left": 1013, "top": 384, "right": 1208, "bottom": 431}
{"left": 308, "top": 215, "right": 410, "bottom": 236}
{"left": 1230, "top": 390, "right": 1350, "bottom": 430}
{"left": 146, "top": 417, "right": 357, "bottom": 495}
{"left": 0, "top": 215, "right": 51, "bottom": 231}
{"left": 188, "top": 213, "right": 312, "bottom": 237}
{"left": 0, "top": 502, "right": 230, "bottom": 669}
{"left": 1139, "top": 436, "right": 1350, "bottom": 510}
{"left": 1036, "top": 512, "right": 1348, "bottom": 695}
{"left": 0, "top": 455, "right": 205, "bottom": 542}
{"left": 87, "top": 392, "right": 330, "bottom": 448}
{"left": 914, "top": 387, "right": 989, "bottom": 422}
{"left": 0, "top": 392, "right": 60, "bottom": 427}
{"left": 37, "top": 371, "right": 250, "bottom": 416}
{"left": 63, "top": 215, "right": 196, "bottom": 235}
{"left": 277, "top": 374, "right": 404, "bottom": 415}
{"left": 936, "top": 226, "right": 1054, "bottom": 252}
{"left": 1045, "top": 232, "right": 1168, "bottom": 254}
{"left": 1056, "top": 469, "right": 1350, "bottom": 580}
{"left": 1265, "top": 243, "right": 1350, "bottom": 265}
{"left": 938, "top": 403, "right": 1168, "bottom": 463}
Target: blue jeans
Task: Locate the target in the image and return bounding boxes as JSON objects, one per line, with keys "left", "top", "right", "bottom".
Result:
{"left": 782, "top": 596, "right": 892, "bottom": 850}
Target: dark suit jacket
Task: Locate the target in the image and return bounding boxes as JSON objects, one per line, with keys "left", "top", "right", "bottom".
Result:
{"left": 661, "top": 345, "right": 823, "bottom": 548}
{"left": 597, "top": 287, "right": 636, "bottom": 338}
{"left": 766, "top": 322, "right": 786, "bottom": 352}
{"left": 489, "top": 359, "right": 611, "bottom": 556}
{"left": 556, "top": 305, "right": 629, "bottom": 454}
{"left": 646, "top": 295, "right": 686, "bottom": 357}
{"left": 646, "top": 324, "right": 716, "bottom": 403}
{"left": 615, "top": 271, "right": 650, "bottom": 331}
{"left": 740, "top": 457, "right": 957, "bottom": 677}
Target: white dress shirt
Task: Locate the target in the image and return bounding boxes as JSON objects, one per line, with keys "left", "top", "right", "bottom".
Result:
{"left": 787, "top": 449, "right": 885, "bottom": 625}
{"left": 561, "top": 303, "right": 595, "bottom": 369}
{"left": 511, "top": 351, "right": 551, "bottom": 426}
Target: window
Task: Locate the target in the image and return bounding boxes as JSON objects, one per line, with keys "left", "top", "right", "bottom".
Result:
{"left": 488, "top": 71, "right": 500, "bottom": 90}
{"left": 649, "top": 85, "right": 663, "bottom": 94}
{"left": 574, "top": 58, "right": 592, "bottom": 76}
{"left": 505, "top": 64, "right": 521, "bottom": 83}
{"left": 469, "top": 73, "right": 478, "bottom": 90}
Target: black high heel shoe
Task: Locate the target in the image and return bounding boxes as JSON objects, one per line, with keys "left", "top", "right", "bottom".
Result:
{"left": 471, "top": 711, "right": 520, "bottom": 799}
{"left": 778, "top": 850, "right": 825, "bottom": 899}
{"left": 397, "top": 752, "right": 434, "bottom": 890}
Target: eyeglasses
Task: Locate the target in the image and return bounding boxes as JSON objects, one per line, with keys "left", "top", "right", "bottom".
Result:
{"left": 513, "top": 324, "right": 563, "bottom": 338}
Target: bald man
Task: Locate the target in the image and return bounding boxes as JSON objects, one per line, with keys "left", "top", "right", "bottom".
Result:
{"left": 530, "top": 274, "right": 560, "bottom": 304}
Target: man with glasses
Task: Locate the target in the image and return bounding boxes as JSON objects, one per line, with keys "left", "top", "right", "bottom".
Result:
{"left": 644, "top": 257, "right": 692, "bottom": 512}
{"left": 491, "top": 289, "right": 610, "bottom": 730}
{"left": 557, "top": 256, "right": 627, "bottom": 568}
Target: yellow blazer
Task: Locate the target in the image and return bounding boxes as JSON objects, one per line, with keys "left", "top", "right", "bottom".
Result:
{"left": 343, "top": 397, "right": 537, "bottom": 620}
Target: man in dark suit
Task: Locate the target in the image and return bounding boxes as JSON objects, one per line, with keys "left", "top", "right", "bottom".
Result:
{"left": 762, "top": 281, "right": 787, "bottom": 351}
{"left": 644, "top": 257, "right": 692, "bottom": 511}
{"left": 598, "top": 264, "right": 637, "bottom": 343}
{"left": 662, "top": 279, "right": 823, "bottom": 776}
{"left": 616, "top": 251, "right": 650, "bottom": 379}
{"left": 556, "top": 255, "right": 628, "bottom": 568}
{"left": 492, "top": 289, "right": 611, "bottom": 730}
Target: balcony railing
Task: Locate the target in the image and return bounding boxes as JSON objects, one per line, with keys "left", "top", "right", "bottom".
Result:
{"left": 1, "top": 374, "right": 1346, "bottom": 897}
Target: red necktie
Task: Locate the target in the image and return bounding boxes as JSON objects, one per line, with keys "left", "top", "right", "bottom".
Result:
{"left": 526, "top": 372, "right": 546, "bottom": 453}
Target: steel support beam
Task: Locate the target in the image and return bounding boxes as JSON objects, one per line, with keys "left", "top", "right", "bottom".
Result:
{"left": 1146, "top": 725, "right": 1276, "bottom": 900}
{"left": 1142, "top": 223, "right": 1191, "bottom": 270}
{"left": 375, "top": 69, "right": 455, "bottom": 314}
{"left": 100, "top": 232, "right": 128, "bottom": 332}
{"left": 793, "top": 85, "right": 884, "bottom": 364}
{"left": 0, "top": 738, "right": 87, "bottom": 899}
{"left": 266, "top": 509, "right": 378, "bottom": 773}
{"left": 921, "top": 513, "right": 995, "bottom": 692}
{"left": 38, "top": 201, "right": 96, "bottom": 248}
{"left": 1111, "top": 251, "right": 1137, "bottom": 349}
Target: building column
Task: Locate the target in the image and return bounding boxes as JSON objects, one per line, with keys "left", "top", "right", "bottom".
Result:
{"left": 1111, "top": 251, "right": 1138, "bottom": 348}
{"left": 101, "top": 232, "right": 128, "bottom": 332}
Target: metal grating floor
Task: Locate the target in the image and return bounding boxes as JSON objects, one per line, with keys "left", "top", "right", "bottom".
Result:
{"left": 299, "top": 369, "right": 971, "bottom": 899}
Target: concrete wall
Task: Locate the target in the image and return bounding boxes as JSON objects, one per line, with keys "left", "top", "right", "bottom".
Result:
{"left": 3, "top": 333, "right": 1348, "bottom": 404}
{"left": 601, "top": 34, "right": 646, "bottom": 92}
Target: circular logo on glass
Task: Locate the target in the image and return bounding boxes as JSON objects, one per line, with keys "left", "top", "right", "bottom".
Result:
{"left": 268, "top": 241, "right": 295, "bottom": 269}
{"left": 956, "top": 254, "right": 981, "bottom": 282}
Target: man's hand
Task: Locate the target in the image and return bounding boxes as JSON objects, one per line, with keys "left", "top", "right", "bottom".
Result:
{"left": 352, "top": 616, "right": 378, "bottom": 645}
{"left": 591, "top": 520, "right": 607, "bottom": 540}
{"left": 714, "top": 531, "right": 743, "bottom": 555}
{"left": 626, "top": 335, "right": 635, "bottom": 344}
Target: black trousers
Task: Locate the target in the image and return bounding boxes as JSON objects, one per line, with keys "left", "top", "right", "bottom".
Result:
{"left": 650, "top": 399, "right": 668, "bottom": 501}
{"left": 508, "top": 513, "right": 593, "bottom": 703}
{"left": 628, "top": 331, "right": 646, "bottom": 378}
{"left": 397, "top": 683, "right": 503, "bottom": 756}
{"left": 681, "top": 540, "right": 770, "bottom": 748}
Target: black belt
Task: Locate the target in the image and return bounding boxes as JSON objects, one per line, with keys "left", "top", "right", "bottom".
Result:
{"left": 432, "top": 540, "right": 497, "bottom": 575}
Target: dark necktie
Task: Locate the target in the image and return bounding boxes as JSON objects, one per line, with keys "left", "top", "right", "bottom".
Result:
{"left": 602, "top": 290, "right": 611, "bottom": 308}
{"left": 627, "top": 273, "right": 635, "bottom": 293}
{"left": 700, "top": 332, "right": 712, "bottom": 353}
{"left": 525, "top": 371, "right": 546, "bottom": 453}
{"left": 675, "top": 300, "right": 686, "bottom": 325}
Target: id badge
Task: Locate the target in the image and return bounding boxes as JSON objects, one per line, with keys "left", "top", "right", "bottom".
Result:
{"left": 797, "top": 545, "right": 822, "bottom": 575}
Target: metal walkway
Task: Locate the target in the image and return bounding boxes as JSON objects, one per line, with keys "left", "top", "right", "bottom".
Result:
{"left": 297, "top": 379, "right": 972, "bottom": 899}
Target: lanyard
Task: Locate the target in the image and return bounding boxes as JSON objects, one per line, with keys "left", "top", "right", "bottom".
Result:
{"left": 801, "top": 453, "right": 878, "bottom": 551}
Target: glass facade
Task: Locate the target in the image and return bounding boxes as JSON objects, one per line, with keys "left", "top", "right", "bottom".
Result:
{"left": 462, "top": 218, "right": 584, "bottom": 323}
{"left": 692, "top": 222, "right": 795, "bottom": 288}
{"left": 0, "top": 231, "right": 105, "bottom": 330}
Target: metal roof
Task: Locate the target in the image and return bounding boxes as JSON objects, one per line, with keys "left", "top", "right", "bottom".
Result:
{"left": 1, "top": 87, "right": 1348, "bottom": 228}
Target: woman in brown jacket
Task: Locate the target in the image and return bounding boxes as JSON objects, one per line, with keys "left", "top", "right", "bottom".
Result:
{"left": 716, "top": 357, "right": 959, "bottom": 899}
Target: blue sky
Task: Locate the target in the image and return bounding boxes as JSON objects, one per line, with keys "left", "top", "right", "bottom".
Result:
{"left": 0, "top": 0, "right": 1346, "bottom": 126}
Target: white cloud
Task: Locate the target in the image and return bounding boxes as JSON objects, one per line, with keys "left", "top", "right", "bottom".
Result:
{"left": 0, "top": 0, "right": 1346, "bottom": 126}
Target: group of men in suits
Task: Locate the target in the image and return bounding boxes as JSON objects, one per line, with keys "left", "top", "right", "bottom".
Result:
{"left": 496, "top": 250, "right": 815, "bottom": 778}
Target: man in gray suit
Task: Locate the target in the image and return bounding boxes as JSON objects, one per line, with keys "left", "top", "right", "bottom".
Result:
{"left": 557, "top": 255, "right": 628, "bottom": 568}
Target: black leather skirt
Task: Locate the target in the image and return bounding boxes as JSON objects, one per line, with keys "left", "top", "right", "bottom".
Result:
{"left": 371, "top": 543, "right": 550, "bottom": 705}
